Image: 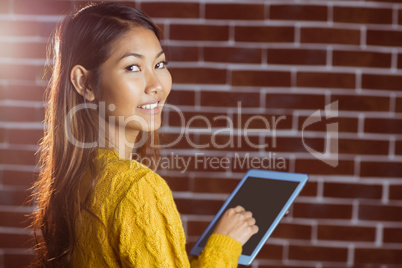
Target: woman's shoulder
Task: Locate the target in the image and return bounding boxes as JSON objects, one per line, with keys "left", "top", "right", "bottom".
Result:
{"left": 91, "top": 148, "right": 170, "bottom": 205}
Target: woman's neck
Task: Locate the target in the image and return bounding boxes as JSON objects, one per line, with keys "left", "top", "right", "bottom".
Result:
{"left": 99, "top": 119, "right": 139, "bottom": 160}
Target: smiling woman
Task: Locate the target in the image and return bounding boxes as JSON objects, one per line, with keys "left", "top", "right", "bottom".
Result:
{"left": 30, "top": 3, "right": 257, "bottom": 268}
{"left": 71, "top": 26, "right": 172, "bottom": 159}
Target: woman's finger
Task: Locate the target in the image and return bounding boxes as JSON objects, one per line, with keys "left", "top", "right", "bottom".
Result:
{"left": 234, "top": 205, "right": 245, "bottom": 212}
{"left": 247, "top": 217, "right": 256, "bottom": 226}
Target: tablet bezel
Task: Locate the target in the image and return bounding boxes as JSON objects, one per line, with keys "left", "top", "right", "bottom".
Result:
{"left": 190, "top": 169, "right": 308, "bottom": 266}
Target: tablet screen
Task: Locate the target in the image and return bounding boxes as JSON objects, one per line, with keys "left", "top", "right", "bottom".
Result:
{"left": 198, "top": 176, "right": 299, "bottom": 255}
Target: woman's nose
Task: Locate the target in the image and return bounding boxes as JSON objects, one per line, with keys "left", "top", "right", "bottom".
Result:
{"left": 145, "top": 71, "right": 162, "bottom": 95}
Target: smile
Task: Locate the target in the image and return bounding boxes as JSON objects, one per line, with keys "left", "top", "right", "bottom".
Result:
{"left": 137, "top": 101, "right": 159, "bottom": 110}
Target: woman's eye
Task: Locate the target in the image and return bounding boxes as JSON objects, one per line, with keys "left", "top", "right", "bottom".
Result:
{"left": 126, "top": 65, "right": 140, "bottom": 72}
{"left": 155, "top": 61, "right": 168, "bottom": 69}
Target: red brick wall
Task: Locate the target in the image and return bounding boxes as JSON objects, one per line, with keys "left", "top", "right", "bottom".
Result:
{"left": 1, "top": 0, "right": 401, "bottom": 267}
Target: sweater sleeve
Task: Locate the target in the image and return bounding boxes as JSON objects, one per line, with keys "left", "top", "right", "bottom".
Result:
{"left": 193, "top": 234, "right": 242, "bottom": 268}
{"left": 111, "top": 170, "right": 242, "bottom": 267}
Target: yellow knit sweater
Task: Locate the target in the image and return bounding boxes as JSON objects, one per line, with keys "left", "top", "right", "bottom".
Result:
{"left": 71, "top": 148, "right": 242, "bottom": 267}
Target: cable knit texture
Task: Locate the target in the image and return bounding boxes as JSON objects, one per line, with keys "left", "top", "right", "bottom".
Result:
{"left": 71, "top": 148, "right": 242, "bottom": 267}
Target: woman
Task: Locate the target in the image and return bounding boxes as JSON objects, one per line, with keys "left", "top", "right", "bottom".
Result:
{"left": 31, "top": 3, "right": 258, "bottom": 267}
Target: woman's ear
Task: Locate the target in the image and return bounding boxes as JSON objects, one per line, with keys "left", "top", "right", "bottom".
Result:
{"left": 70, "top": 65, "right": 95, "bottom": 101}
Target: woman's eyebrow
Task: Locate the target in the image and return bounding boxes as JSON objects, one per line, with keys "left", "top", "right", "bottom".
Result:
{"left": 120, "top": 50, "right": 165, "bottom": 61}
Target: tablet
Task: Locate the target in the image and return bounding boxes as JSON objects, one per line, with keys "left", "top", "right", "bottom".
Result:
{"left": 190, "top": 169, "right": 308, "bottom": 266}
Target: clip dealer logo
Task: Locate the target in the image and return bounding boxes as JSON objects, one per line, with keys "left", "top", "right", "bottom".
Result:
{"left": 302, "top": 101, "right": 339, "bottom": 167}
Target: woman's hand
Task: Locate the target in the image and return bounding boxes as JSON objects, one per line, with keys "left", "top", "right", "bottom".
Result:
{"left": 212, "top": 205, "right": 259, "bottom": 245}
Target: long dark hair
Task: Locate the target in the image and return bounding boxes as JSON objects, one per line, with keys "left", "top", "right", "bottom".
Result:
{"left": 30, "top": 3, "right": 161, "bottom": 267}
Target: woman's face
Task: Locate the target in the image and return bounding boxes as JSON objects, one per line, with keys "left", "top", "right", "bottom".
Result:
{"left": 98, "top": 26, "right": 171, "bottom": 136}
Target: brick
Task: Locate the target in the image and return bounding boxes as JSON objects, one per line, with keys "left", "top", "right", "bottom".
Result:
{"left": 0, "top": 106, "right": 39, "bottom": 122}
{"left": 289, "top": 245, "right": 348, "bottom": 262}
{"left": 396, "top": 98, "right": 402, "bottom": 113}
{"left": 170, "top": 24, "right": 229, "bottom": 41}
{"left": 3, "top": 170, "right": 37, "bottom": 187}
{"left": 0, "top": 149, "right": 38, "bottom": 166}
{"left": 364, "top": 118, "right": 402, "bottom": 134}
{"left": 270, "top": 223, "right": 312, "bottom": 240}
{"left": 4, "top": 85, "right": 45, "bottom": 101}
{"left": 8, "top": 129, "right": 43, "bottom": 145}
{"left": 267, "top": 136, "right": 325, "bottom": 153}
{"left": 400, "top": 9, "right": 402, "bottom": 25}
{"left": 267, "top": 48, "right": 326, "bottom": 65}
{"left": 169, "top": 68, "right": 226, "bottom": 84}
{"left": 383, "top": 227, "right": 402, "bottom": 243}
{"left": 293, "top": 203, "right": 353, "bottom": 219}
{"left": 192, "top": 177, "right": 239, "bottom": 194}
{"left": 361, "top": 161, "right": 402, "bottom": 178}
{"left": 166, "top": 90, "right": 195, "bottom": 106}
{"left": 298, "top": 116, "right": 358, "bottom": 133}
{"left": 255, "top": 244, "right": 283, "bottom": 260}
{"left": 359, "top": 204, "right": 402, "bottom": 222}
{"left": 187, "top": 220, "right": 209, "bottom": 236}
{"left": 0, "top": 0, "right": 9, "bottom": 13}
{"left": 333, "top": 50, "right": 391, "bottom": 68}
{"left": 0, "top": 189, "right": 30, "bottom": 206}
{"left": 140, "top": 2, "right": 199, "bottom": 18}
{"left": 338, "top": 139, "right": 389, "bottom": 155}
{"left": 199, "top": 134, "right": 260, "bottom": 152}
{"left": 175, "top": 197, "right": 223, "bottom": 215}
{"left": 0, "top": 211, "right": 29, "bottom": 228}
{"left": 204, "top": 47, "right": 262, "bottom": 64}
{"left": 300, "top": 27, "right": 360, "bottom": 45}
{"left": 367, "top": 30, "right": 402, "bottom": 47}
{"left": 200, "top": 91, "right": 260, "bottom": 108}
{"left": 235, "top": 26, "right": 294, "bottom": 43}
{"left": 38, "top": 106, "right": 45, "bottom": 121}
{"left": 355, "top": 248, "right": 402, "bottom": 265}
{"left": 297, "top": 72, "right": 355, "bottom": 89}
{"left": 232, "top": 70, "right": 291, "bottom": 87}
{"left": 162, "top": 174, "right": 190, "bottom": 192}
{"left": 0, "top": 127, "right": 5, "bottom": 142}
{"left": 234, "top": 113, "right": 292, "bottom": 130}
{"left": 205, "top": 4, "right": 264, "bottom": 20}
{"left": 0, "top": 232, "right": 33, "bottom": 248}
{"left": 231, "top": 155, "right": 290, "bottom": 173}
{"left": 14, "top": 0, "right": 72, "bottom": 15}
{"left": 299, "top": 181, "right": 317, "bottom": 197}
{"left": 295, "top": 159, "right": 355, "bottom": 176}
{"left": 0, "top": 85, "right": 4, "bottom": 100}
{"left": 168, "top": 111, "right": 229, "bottom": 128}
{"left": 399, "top": 54, "right": 402, "bottom": 69}
{"left": 270, "top": 5, "right": 327, "bottom": 21}
{"left": 0, "top": 20, "right": 39, "bottom": 36}
{"left": 396, "top": 140, "right": 402, "bottom": 156}
{"left": 334, "top": 7, "right": 392, "bottom": 24}
{"left": 318, "top": 225, "right": 375, "bottom": 242}
{"left": 157, "top": 133, "right": 196, "bottom": 150}
{"left": 362, "top": 74, "right": 402, "bottom": 91}
{"left": 266, "top": 93, "right": 325, "bottom": 110}
{"left": 4, "top": 253, "right": 34, "bottom": 268}
{"left": 331, "top": 95, "right": 389, "bottom": 112}
{"left": 0, "top": 64, "right": 39, "bottom": 81}
{"left": 184, "top": 155, "right": 231, "bottom": 173}
{"left": 323, "top": 182, "right": 382, "bottom": 199}
{"left": 154, "top": 154, "right": 195, "bottom": 173}
{"left": 166, "top": 46, "right": 198, "bottom": 62}
{"left": 389, "top": 185, "right": 402, "bottom": 200}
{"left": 38, "top": 21, "right": 58, "bottom": 38}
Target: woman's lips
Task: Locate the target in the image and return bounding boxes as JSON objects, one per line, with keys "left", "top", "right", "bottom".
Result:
{"left": 137, "top": 100, "right": 161, "bottom": 114}
{"left": 137, "top": 102, "right": 158, "bottom": 109}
